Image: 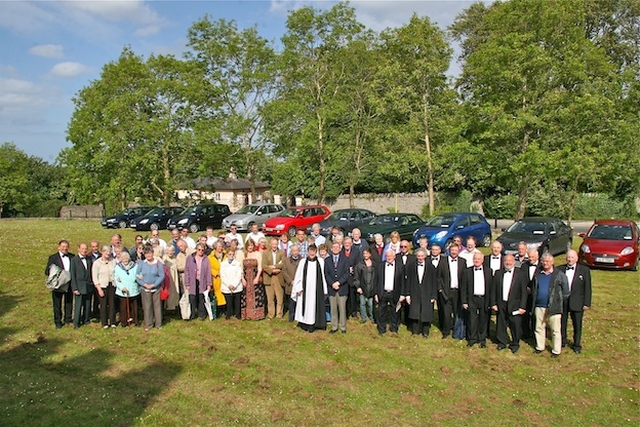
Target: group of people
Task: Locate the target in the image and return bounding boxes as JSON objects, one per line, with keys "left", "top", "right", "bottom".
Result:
{"left": 45, "top": 224, "right": 592, "bottom": 357}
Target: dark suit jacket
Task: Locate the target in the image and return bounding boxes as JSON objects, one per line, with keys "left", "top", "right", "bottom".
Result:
{"left": 398, "top": 252, "right": 416, "bottom": 281}
{"left": 558, "top": 263, "right": 592, "bottom": 311}
{"left": 45, "top": 252, "right": 75, "bottom": 275}
{"left": 405, "top": 260, "right": 437, "bottom": 322}
{"left": 370, "top": 244, "right": 385, "bottom": 265}
{"left": 491, "top": 268, "right": 528, "bottom": 313}
{"left": 70, "top": 255, "right": 94, "bottom": 295}
{"left": 374, "top": 260, "right": 405, "bottom": 302}
{"left": 461, "top": 266, "right": 493, "bottom": 309}
{"left": 324, "top": 253, "right": 351, "bottom": 296}
{"left": 342, "top": 247, "right": 362, "bottom": 288}
{"left": 484, "top": 254, "right": 504, "bottom": 276}
{"left": 440, "top": 256, "right": 467, "bottom": 301}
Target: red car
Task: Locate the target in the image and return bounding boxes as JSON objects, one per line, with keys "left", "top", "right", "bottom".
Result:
{"left": 263, "top": 205, "right": 331, "bottom": 237}
{"left": 579, "top": 219, "right": 640, "bottom": 271}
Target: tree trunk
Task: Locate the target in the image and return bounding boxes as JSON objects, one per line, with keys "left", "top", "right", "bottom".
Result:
{"left": 423, "top": 93, "right": 435, "bottom": 216}
{"left": 316, "top": 112, "right": 326, "bottom": 205}
{"left": 162, "top": 148, "right": 171, "bottom": 206}
{"left": 120, "top": 191, "right": 126, "bottom": 210}
{"left": 515, "top": 183, "right": 528, "bottom": 220}
{"left": 567, "top": 176, "right": 579, "bottom": 226}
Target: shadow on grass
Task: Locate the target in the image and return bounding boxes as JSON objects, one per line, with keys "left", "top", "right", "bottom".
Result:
{"left": 0, "top": 289, "right": 182, "bottom": 427}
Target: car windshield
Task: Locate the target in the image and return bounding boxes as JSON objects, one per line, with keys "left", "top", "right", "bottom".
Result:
{"left": 506, "top": 221, "right": 547, "bottom": 235}
{"left": 146, "top": 208, "right": 162, "bottom": 216}
{"left": 278, "top": 208, "right": 299, "bottom": 218}
{"left": 236, "top": 205, "right": 260, "bottom": 215}
{"left": 327, "top": 211, "right": 350, "bottom": 221}
{"left": 589, "top": 224, "right": 633, "bottom": 240}
{"left": 181, "top": 207, "right": 197, "bottom": 215}
{"left": 369, "top": 215, "right": 401, "bottom": 226}
{"left": 426, "top": 215, "right": 456, "bottom": 228}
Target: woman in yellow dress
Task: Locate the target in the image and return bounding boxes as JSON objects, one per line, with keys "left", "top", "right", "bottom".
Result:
{"left": 208, "top": 240, "right": 227, "bottom": 317}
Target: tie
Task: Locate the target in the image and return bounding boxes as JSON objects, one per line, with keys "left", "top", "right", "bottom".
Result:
{"left": 505, "top": 269, "right": 512, "bottom": 274}
{"left": 432, "top": 257, "right": 438, "bottom": 261}
{"left": 451, "top": 258, "right": 457, "bottom": 262}
{"left": 334, "top": 255, "right": 338, "bottom": 264}
{"left": 61, "top": 253, "right": 68, "bottom": 258}
{"left": 79, "top": 256, "right": 85, "bottom": 259}
{"left": 387, "top": 263, "right": 393, "bottom": 267}
{"left": 492, "top": 256, "right": 500, "bottom": 260}
{"left": 475, "top": 267, "right": 482, "bottom": 271}
{"left": 566, "top": 266, "right": 574, "bottom": 270}
{"left": 417, "top": 263, "right": 423, "bottom": 267}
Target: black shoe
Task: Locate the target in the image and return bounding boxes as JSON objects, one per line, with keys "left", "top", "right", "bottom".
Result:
{"left": 534, "top": 349, "right": 543, "bottom": 354}
{"left": 551, "top": 353, "right": 560, "bottom": 358}
{"left": 480, "top": 342, "right": 487, "bottom": 348}
{"left": 441, "top": 334, "right": 448, "bottom": 339}
{"left": 510, "top": 347, "right": 519, "bottom": 354}
{"left": 467, "top": 342, "right": 475, "bottom": 348}
{"left": 329, "top": 329, "right": 338, "bottom": 334}
{"left": 341, "top": 330, "right": 346, "bottom": 334}
{"left": 497, "top": 345, "right": 507, "bottom": 351}
{"left": 73, "top": 325, "right": 79, "bottom": 330}
{"left": 55, "top": 324, "right": 63, "bottom": 330}
{"left": 573, "top": 348, "right": 581, "bottom": 354}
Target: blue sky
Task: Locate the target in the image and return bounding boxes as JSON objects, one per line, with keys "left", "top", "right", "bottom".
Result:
{"left": 0, "top": 0, "right": 476, "bottom": 162}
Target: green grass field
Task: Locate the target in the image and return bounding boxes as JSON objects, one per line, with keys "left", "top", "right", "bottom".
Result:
{"left": 0, "top": 220, "right": 638, "bottom": 427}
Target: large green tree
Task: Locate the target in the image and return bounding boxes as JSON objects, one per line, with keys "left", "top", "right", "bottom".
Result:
{"left": 187, "top": 17, "right": 277, "bottom": 201}
{"left": 0, "top": 142, "right": 31, "bottom": 217}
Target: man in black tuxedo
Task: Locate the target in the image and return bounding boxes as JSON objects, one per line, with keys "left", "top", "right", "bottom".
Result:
{"left": 375, "top": 249, "right": 405, "bottom": 335}
{"left": 558, "top": 250, "right": 592, "bottom": 354}
{"left": 45, "top": 240, "right": 74, "bottom": 329}
{"left": 491, "top": 254, "right": 528, "bottom": 353}
{"left": 484, "top": 241, "right": 505, "bottom": 276}
{"left": 342, "top": 237, "right": 362, "bottom": 319}
{"left": 428, "top": 243, "right": 449, "bottom": 338}
{"left": 404, "top": 248, "right": 437, "bottom": 337}
{"left": 440, "top": 243, "right": 467, "bottom": 340}
{"left": 397, "top": 240, "right": 415, "bottom": 329}
{"left": 70, "top": 243, "right": 94, "bottom": 329}
{"left": 462, "top": 252, "right": 493, "bottom": 348}
{"left": 324, "top": 242, "right": 351, "bottom": 334}
{"left": 521, "top": 249, "right": 541, "bottom": 339}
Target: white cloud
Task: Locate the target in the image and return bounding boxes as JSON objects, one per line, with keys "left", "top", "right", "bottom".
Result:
{"left": 0, "top": 75, "right": 58, "bottom": 113}
{"left": 29, "top": 44, "right": 65, "bottom": 59}
{"left": 269, "top": 0, "right": 312, "bottom": 14}
{"left": 64, "top": 0, "right": 162, "bottom": 25}
{"left": 49, "top": 62, "right": 92, "bottom": 78}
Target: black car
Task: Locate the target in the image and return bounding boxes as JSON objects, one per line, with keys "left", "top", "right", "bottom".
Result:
{"left": 101, "top": 206, "right": 156, "bottom": 229}
{"left": 497, "top": 217, "right": 573, "bottom": 256}
{"left": 307, "top": 208, "right": 377, "bottom": 236}
{"left": 130, "top": 206, "right": 184, "bottom": 231}
{"left": 359, "top": 213, "right": 426, "bottom": 243}
{"left": 166, "top": 203, "right": 231, "bottom": 233}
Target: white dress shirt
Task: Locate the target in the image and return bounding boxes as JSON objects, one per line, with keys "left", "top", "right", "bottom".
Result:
{"left": 564, "top": 264, "right": 576, "bottom": 290}
{"left": 384, "top": 262, "right": 395, "bottom": 292}
{"left": 502, "top": 269, "right": 514, "bottom": 302}
{"left": 473, "top": 267, "right": 485, "bottom": 296}
{"left": 448, "top": 257, "right": 459, "bottom": 289}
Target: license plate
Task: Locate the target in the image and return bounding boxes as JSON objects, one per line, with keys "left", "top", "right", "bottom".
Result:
{"left": 595, "top": 257, "right": 615, "bottom": 263}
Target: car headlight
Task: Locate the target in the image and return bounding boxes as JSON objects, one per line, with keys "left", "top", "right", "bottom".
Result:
{"left": 139, "top": 219, "right": 149, "bottom": 224}
{"left": 580, "top": 244, "right": 590, "bottom": 254}
{"left": 434, "top": 231, "right": 447, "bottom": 240}
{"left": 106, "top": 218, "right": 116, "bottom": 223}
{"left": 413, "top": 229, "right": 419, "bottom": 236}
{"left": 178, "top": 218, "right": 188, "bottom": 225}
{"left": 275, "top": 224, "right": 285, "bottom": 230}
{"left": 621, "top": 246, "right": 634, "bottom": 256}
{"left": 527, "top": 242, "right": 542, "bottom": 249}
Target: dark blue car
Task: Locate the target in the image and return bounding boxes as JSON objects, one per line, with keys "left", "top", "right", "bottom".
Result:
{"left": 412, "top": 212, "right": 492, "bottom": 249}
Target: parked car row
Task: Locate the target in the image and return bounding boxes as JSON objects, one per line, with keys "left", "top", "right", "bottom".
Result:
{"left": 102, "top": 205, "right": 639, "bottom": 270}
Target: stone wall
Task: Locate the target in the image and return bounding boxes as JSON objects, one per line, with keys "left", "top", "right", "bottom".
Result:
{"left": 59, "top": 205, "right": 104, "bottom": 219}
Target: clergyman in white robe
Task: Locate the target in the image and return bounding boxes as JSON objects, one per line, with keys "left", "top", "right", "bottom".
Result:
{"left": 291, "top": 253, "right": 328, "bottom": 332}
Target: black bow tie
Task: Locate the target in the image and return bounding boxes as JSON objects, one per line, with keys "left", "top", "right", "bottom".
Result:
{"left": 61, "top": 253, "right": 68, "bottom": 258}
{"left": 432, "top": 257, "right": 439, "bottom": 261}
{"left": 505, "top": 269, "right": 512, "bottom": 274}
{"left": 530, "top": 263, "right": 537, "bottom": 267}
{"left": 492, "top": 256, "right": 500, "bottom": 260}
{"left": 387, "top": 263, "right": 394, "bottom": 267}
{"left": 417, "top": 263, "right": 424, "bottom": 267}
{"left": 451, "top": 258, "right": 457, "bottom": 262}
{"left": 566, "top": 266, "right": 574, "bottom": 270}
{"left": 474, "top": 267, "right": 482, "bottom": 271}
{"left": 79, "top": 256, "right": 85, "bottom": 259}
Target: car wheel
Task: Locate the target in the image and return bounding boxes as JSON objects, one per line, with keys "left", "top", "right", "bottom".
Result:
{"left": 118, "top": 220, "right": 127, "bottom": 229}
{"left": 150, "top": 223, "right": 159, "bottom": 231}
{"left": 566, "top": 239, "right": 572, "bottom": 253}
{"left": 482, "top": 234, "right": 491, "bottom": 247}
{"left": 288, "top": 227, "right": 296, "bottom": 237}
{"left": 189, "top": 223, "right": 199, "bottom": 233}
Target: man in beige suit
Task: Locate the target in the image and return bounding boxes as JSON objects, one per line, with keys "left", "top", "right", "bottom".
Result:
{"left": 262, "top": 237, "right": 286, "bottom": 319}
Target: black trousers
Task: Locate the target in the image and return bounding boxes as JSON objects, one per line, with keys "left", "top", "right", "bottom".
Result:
{"left": 98, "top": 284, "right": 117, "bottom": 326}
{"left": 411, "top": 319, "right": 431, "bottom": 336}
{"left": 348, "top": 285, "right": 358, "bottom": 317}
{"left": 496, "top": 301, "right": 522, "bottom": 350}
{"left": 378, "top": 292, "right": 399, "bottom": 334}
{"left": 438, "top": 291, "right": 453, "bottom": 335}
{"left": 52, "top": 288, "right": 73, "bottom": 327}
{"left": 189, "top": 294, "right": 207, "bottom": 320}
{"left": 223, "top": 292, "right": 241, "bottom": 319}
{"left": 467, "top": 295, "right": 488, "bottom": 345}
{"left": 561, "top": 304, "right": 585, "bottom": 350}
{"left": 522, "top": 294, "right": 534, "bottom": 338}
{"left": 73, "top": 293, "right": 92, "bottom": 327}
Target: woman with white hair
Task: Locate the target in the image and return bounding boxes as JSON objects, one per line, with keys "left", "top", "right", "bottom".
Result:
{"left": 92, "top": 245, "right": 116, "bottom": 328}
{"left": 114, "top": 252, "right": 140, "bottom": 327}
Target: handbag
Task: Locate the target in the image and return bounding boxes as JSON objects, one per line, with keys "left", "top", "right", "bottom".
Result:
{"left": 158, "top": 262, "right": 171, "bottom": 301}
{"left": 179, "top": 292, "right": 191, "bottom": 320}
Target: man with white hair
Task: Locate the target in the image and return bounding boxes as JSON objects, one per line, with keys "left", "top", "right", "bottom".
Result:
{"left": 351, "top": 228, "right": 369, "bottom": 255}
{"left": 491, "top": 254, "right": 528, "bottom": 353}
{"left": 558, "top": 250, "right": 591, "bottom": 354}
{"left": 310, "top": 223, "right": 326, "bottom": 246}
{"left": 531, "top": 253, "right": 570, "bottom": 358}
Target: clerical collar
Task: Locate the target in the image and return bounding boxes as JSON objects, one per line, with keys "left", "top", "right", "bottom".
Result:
{"left": 307, "top": 257, "right": 317, "bottom": 262}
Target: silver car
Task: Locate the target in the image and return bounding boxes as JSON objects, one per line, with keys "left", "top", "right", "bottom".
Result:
{"left": 221, "top": 203, "right": 285, "bottom": 231}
